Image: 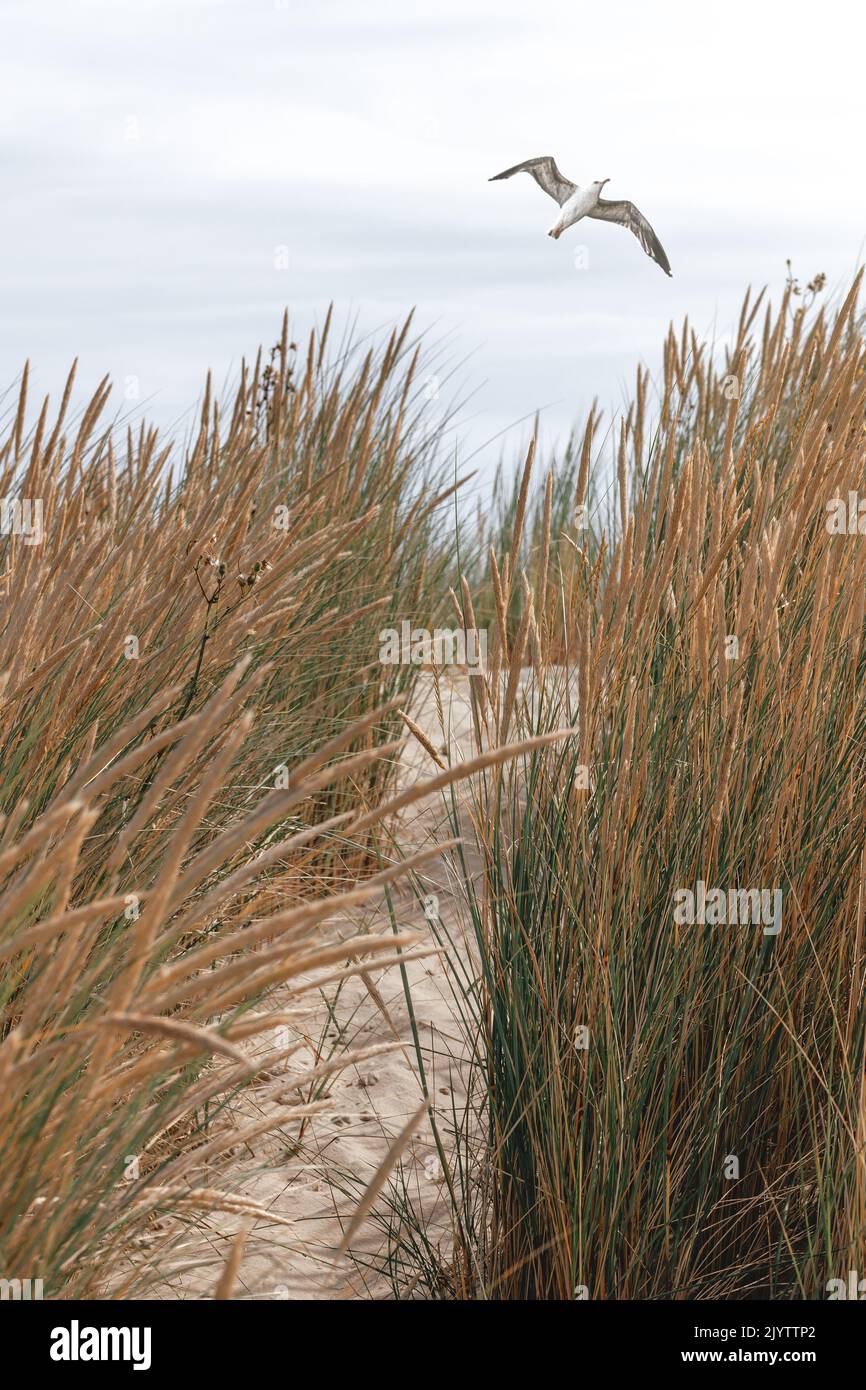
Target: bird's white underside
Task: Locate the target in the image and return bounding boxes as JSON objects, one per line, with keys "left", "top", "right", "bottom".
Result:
{"left": 549, "top": 187, "right": 603, "bottom": 238}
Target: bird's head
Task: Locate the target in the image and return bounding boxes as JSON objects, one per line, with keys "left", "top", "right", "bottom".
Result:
{"left": 593, "top": 178, "right": 610, "bottom": 190}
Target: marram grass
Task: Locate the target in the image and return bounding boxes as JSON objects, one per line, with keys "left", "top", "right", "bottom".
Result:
{"left": 4, "top": 274, "right": 865, "bottom": 1302}
{"left": 381, "top": 272, "right": 866, "bottom": 1300}
{"left": 0, "top": 314, "right": 477, "bottom": 1297}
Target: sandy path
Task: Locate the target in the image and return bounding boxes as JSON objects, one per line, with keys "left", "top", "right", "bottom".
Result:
{"left": 143, "top": 672, "right": 477, "bottom": 1300}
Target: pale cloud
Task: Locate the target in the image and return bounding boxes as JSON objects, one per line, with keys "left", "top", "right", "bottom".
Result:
{"left": 1, "top": 0, "right": 863, "bottom": 471}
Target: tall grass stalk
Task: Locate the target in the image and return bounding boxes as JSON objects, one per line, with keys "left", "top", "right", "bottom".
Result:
{"left": 387, "top": 273, "right": 866, "bottom": 1300}
{"left": 0, "top": 314, "right": 476, "bottom": 1296}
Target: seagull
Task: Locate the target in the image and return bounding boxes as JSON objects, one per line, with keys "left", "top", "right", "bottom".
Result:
{"left": 489, "top": 156, "right": 672, "bottom": 276}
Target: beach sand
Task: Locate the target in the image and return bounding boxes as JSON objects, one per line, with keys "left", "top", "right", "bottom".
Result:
{"left": 139, "top": 672, "right": 477, "bottom": 1300}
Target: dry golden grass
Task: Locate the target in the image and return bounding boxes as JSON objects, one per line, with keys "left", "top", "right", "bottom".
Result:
{"left": 0, "top": 309, "right": 464, "bottom": 872}
{"left": 385, "top": 272, "right": 866, "bottom": 1299}
{"left": 0, "top": 312, "right": 479, "bottom": 1296}
{"left": 7, "top": 269, "right": 864, "bottom": 1303}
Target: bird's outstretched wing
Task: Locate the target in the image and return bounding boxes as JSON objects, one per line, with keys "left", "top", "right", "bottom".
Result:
{"left": 588, "top": 198, "right": 672, "bottom": 276}
{"left": 488, "top": 156, "right": 577, "bottom": 207}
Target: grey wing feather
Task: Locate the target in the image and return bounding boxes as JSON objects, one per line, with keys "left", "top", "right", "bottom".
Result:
{"left": 588, "top": 198, "right": 673, "bottom": 276}
{"left": 488, "top": 155, "right": 577, "bottom": 207}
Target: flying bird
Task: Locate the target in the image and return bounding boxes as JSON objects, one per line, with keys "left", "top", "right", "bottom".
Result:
{"left": 489, "top": 156, "right": 672, "bottom": 276}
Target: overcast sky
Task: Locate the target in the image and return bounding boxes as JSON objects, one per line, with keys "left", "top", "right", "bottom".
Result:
{"left": 2, "top": 0, "right": 864, "bottom": 482}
